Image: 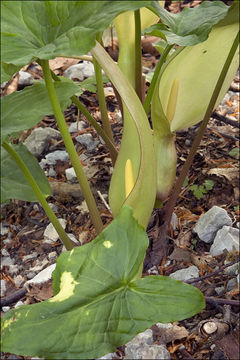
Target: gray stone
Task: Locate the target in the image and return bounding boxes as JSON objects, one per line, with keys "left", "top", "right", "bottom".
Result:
{"left": 22, "top": 252, "right": 38, "bottom": 262}
{"left": 1, "top": 256, "right": 15, "bottom": 268}
{"left": 44, "top": 150, "right": 69, "bottom": 165}
{"left": 236, "top": 222, "right": 239, "bottom": 229}
{"left": 170, "top": 265, "right": 199, "bottom": 281}
{"left": 14, "top": 274, "right": 25, "bottom": 287}
{"left": 224, "top": 261, "right": 239, "bottom": 276}
{"left": 18, "top": 71, "right": 33, "bottom": 86}
{"left": 193, "top": 206, "right": 232, "bottom": 243}
{"left": 171, "top": 212, "right": 178, "bottom": 231}
{"left": 1, "top": 279, "right": 7, "bottom": 296}
{"left": 67, "top": 233, "right": 79, "bottom": 245}
{"left": 48, "top": 167, "right": 56, "bottom": 177}
{"left": 226, "top": 278, "right": 237, "bottom": 292}
{"left": 44, "top": 219, "right": 67, "bottom": 243}
{"left": 68, "top": 121, "right": 87, "bottom": 133}
{"left": 156, "top": 323, "right": 173, "bottom": 330}
{"left": 65, "top": 167, "right": 77, "bottom": 182}
{"left": 64, "top": 62, "right": 95, "bottom": 80}
{"left": 23, "top": 127, "right": 61, "bottom": 156}
{"left": 97, "top": 353, "right": 118, "bottom": 360}
{"left": 26, "top": 263, "right": 56, "bottom": 285}
{"left": 210, "top": 226, "right": 239, "bottom": 257}
{"left": 125, "top": 344, "right": 170, "bottom": 360}
{"left": 76, "top": 133, "right": 98, "bottom": 152}
{"left": 48, "top": 251, "right": 57, "bottom": 260}
{"left": 27, "top": 272, "right": 36, "bottom": 280}
{"left": 215, "top": 286, "right": 225, "bottom": 296}
{"left": 76, "top": 200, "right": 89, "bottom": 215}
{"left": 8, "top": 264, "right": 19, "bottom": 275}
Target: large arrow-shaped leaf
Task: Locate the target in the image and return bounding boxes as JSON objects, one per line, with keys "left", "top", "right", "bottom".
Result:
{"left": 1, "top": 206, "right": 205, "bottom": 359}
{"left": 1, "top": 142, "right": 51, "bottom": 203}
{"left": 1, "top": 1, "right": 151, "bottom": 82}
{"left": 1, "top": 79, "right": 79, "bottom": 143}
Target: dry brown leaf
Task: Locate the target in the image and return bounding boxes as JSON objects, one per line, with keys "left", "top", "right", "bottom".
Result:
{"left": 155, "top": 324, "right": 189, "bottom": 344}
{"left": 203, "top": 167, "right": 239, "bottom": 181}
{"left": 6, "top": 73, "right": 19, "bottom": 95}
{"left": 169, "top": 247, "right": 192, "bottom": 263}
{"left": 49, "top": 57, "right": 79, "bottom": 74}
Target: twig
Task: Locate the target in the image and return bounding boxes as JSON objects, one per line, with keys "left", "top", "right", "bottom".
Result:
{"left": 212, "top": 111, "right": 240, "bottom": 128}
{"left": 205, "top": 297, "right": 240, "bottom": 307}
{"left": 186, "top": 258, "right": 240, "bottom": 284}
{"left": 0, "top": 288, "right": 27, "bottom": 307}
{"left": 97, "top": 190, "right": 111, "bottom": 213}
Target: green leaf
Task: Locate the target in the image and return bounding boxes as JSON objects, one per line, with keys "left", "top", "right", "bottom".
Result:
{"left": 1, "top": 142, "right": 51, "bottom": 203}
{"left": 1, "top": 1, "right": 151, "bottom": 81}
{"left": 157, "top": 1, "right": 239, "bottom": 132}
{"left": 75, "top": 74, "right": 109, "bottom": 96}
{"left": 1, "top": 79, "right": 79, "bottom": 143}
{"left": 1, "top": 206, "right": 205, "bottom": 359}
{"left": 229, "top": 147, "right": 239, "bottom": 159}
{"left": 204, "top": 179, "right": 214, "bottom": 190}
{"left": 182, "top": 176, "right": 189, "bottom": 188}
{"left": 146, "top": 1, "right": 229, "bottom": 46}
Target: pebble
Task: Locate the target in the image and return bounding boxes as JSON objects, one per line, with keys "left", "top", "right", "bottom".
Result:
{"left": 65, "top": 167, "right": 77, "bottom": 182}
{"left": 0, "top": 224, "right": 9, "bottom": 236}
{"left": 97, "top": 353, "right": 118, "bottom": 360}
{"left": 224, "top": 262, "right": 239, "bottom": 276}
{"left": 2, "top": 306, "right": 10, "bottom": 312}
{"left": 27, "top": 272, "right": 36, "bottom": 280}
{"left": 44, "top": 218, "right": 67, "bottom": 243}
{"left": 78, "top": 230, "right": 89, "bottom": 245}
{"left": 156, "top": 323, "right": 173, "bottom": 330}
{"left": 27, "top": 258, "right": 49, "bottom": 273}
{"left": 23, "top": 127, "right": 61, "bottom": 157}
{"left": 64, "top": 61, "right": 95, "bottom": 80}
{"left": 48, "top": 251, "right": 57, "bottom": 260}
{"left": 76, "top": 200, "right": 89, "bottom": 215}
{"left": 22, "top": 252, "right": 38, "bottom": 262}
{"left": 48, "top": 166, "right": 56, "bottom": 177}
{"left": 26, "top": 263, "right": 56, "bottom": 285}
{"left": 125, "top": 344, "right": 171, "bottom": 359}
{"left": 75, "top": 133, "right": 99, "bottom": 152}
{"left": 1, "top": 279, "right": 7, "bottom": 297}
{"left": 68, "top": 121, "right": 87, "bottom": 133}
{"left": 210, "top": 226, "right": 239, "bottom": 257}
{"left": 171, "top": 212, "right": 178, "bottom": 230}
{"left": 215, "top": 286, "right": 225, "bottom": 296}
{"left": 18, "top": 71, "right": 33, "bottom": 87}
{"left": 14, "top": 274, "right": 25, "bottom": 287}
{"left": 44, "top": 150, "right": 69, "bottom": 165}
{"left": 226, "top": 278, "right": 237, "bottom": 292}
{"left": 49, "top": 203, "right": 59, "bottom": 212}
{"left": 193, "top": 206, "right": 232, "bottom": 243}
{"left": 1, "top": 256, "right": 15, "bottom": 268}
{"left": 1, "top": 248, "right": 9, "bottom": 257}
{"left": 14, "top": 301, "right": 24, "bottom": 308}
{"left": 67, "top": 233, "right": 79, "bottom": 245}
{"left": 8, "top": 264, "right": 19, "bottom": 275}
{"left": 170, "top": 265, "right": 199, "bottom": 281}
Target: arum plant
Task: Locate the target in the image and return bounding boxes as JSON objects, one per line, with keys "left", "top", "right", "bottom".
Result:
{"left": 1, "top": 0, "right": 238, "bottom": 358}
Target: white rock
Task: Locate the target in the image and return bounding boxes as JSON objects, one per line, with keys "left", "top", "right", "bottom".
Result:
{"left": 23, "top": 127, "right": 61, "bottom": 156}
{"left": 2, "top": 306, "right": 10, "bottom": 312}
{"left": 27, "top": 272, "right": 36, "bottom": 280}
{"left": 65, "top": 167, "right": 77, "bottom": 182}
{"left": 76, "top": 200, "right": 89, "bottom": 215}
{"left": 48, "top": 167, "right": 56, "bottom": 177}
{"left": 193, "top": 206, "right": 232, "bottom": 243}
{"left": 14, "top": 275, "right": 25, "bottom": 287}
{"left": 68, "top": 121, "right": 87, "bottom": 133}
{"left": 66, "top": 233, "right": 79, "bottom": 245}
{"left": 156, "top": 323, "right": 173, "bottom": 330}
{"left": 210, "top": 226, "right": 239, "bottom": 257}
{"left": 171, "top": 212, "right": 178, "bottom": 230}
{"left": 170, "top": 265, "right": 199, "bottom": 281}
{"left": 27, "top": 258, "right": 49, "bottom": 273}
{"left": 1, "top": 256, "right": 15, "bottom": 268}
{"left": 44, "top": 150, "right": 69, "bottom": 165}
{"left": 125, "top": 344, "right": 170, "bottom": 360}
{"left": 18, "top": 71, "right": 33, "bottom": 86}
{"left": 0, "top": 224, "right": 9, "bottom": 236}
{"left": 44, "top": 219, "right": 67, "bottom": 243}
{"left": 14, "top": 301, "right": 24, "bottom": 308}
{"left": 26, "top": 263, "right": 56, "bottom": 285}
{"left": 1, "top": 248, "right": 9, "bottom": 257}
{"left": 48, "top": 251, "right": 57, "bottom": 260}
{"left": 126, "top": 329, "right": 153, "bottom": 347}
{"left": 1, "top": 279, "right": 7, "bottom": 296}
{"left": 8, "top": 264, "right": 19, "bottom": 275}
{"left": 22, "top": 252, "right": 38, "bottom": 262}
{"left": 64, "top": 62, "right": 95, "bottom": 80}
{"left": 97, "top": 353, "right": 118, "bottom": 360}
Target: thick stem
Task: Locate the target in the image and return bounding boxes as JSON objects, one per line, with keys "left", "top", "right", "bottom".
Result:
{"left": 144, "top": 44, "right": 173, "bottom": 115}
{"left": 163, "top": 32, "right": 239, "bottom": 227}
{"left": 134, "top": 10, "right": 143, "bottom": 103}
{"left": 71, "top": 96, "right": 118, "bottom": 164}
{"left": 41, "top": 60, "right": 103, "bottom": 234}
{"left": 2, "top": 141, "right": 74, "bottom": 250}
{"left": 92, "top": 34, "right": 115, "bottom": 147}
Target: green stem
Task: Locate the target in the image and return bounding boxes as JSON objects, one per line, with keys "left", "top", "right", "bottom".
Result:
{"left": 92, "top": 34, "right": 115, "bottom": 148}
{"left": 163, "top": 32, "right": 239, "bottom": 225}
{"left": 41, "top": 60, "right": 103, "bottom": 234}
{"left": 134, "top": 10, "right": 143, "bottom": 103}
{"left": 144, "top": 44, "right": 173, "bottom": 114}
{"left": 71, "top": 96, "right": 118, "bottom": 164}
{"left": 2, "top": 141, "right": 74, "bottom": 250}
